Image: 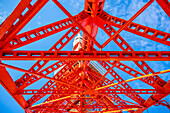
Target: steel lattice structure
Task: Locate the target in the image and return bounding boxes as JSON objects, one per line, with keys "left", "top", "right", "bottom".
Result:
{"left": 0, "top": 0, "right": 170, "bottom": 113}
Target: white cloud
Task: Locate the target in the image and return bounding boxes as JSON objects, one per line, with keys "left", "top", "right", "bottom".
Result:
{"left": 0, "top": 11, "right": 7, "bottom": 24}
{"left": 37, "top": 21, "right": 41, "bottom": 25}
{"left": 70, "top": 0, "right": 84, "bottom": 13}
{"left": 55, "top": 0, "right": 84, "bottom": 14}
{"left": 48, "top": 0, "right": 55, "bottom": 7}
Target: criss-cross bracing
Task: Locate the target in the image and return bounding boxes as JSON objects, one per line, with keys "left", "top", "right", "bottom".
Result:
{"left": 0, "top": 0, "right": 170, "bottom": 113}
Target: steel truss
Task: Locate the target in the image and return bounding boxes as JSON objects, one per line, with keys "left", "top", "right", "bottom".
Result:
{"left": 0, "top": 0, "right": 170, "bottom": 113}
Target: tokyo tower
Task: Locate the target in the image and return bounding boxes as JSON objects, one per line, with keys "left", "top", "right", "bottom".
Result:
{"left": 0, "top": 0, "right": 170, "bottom": 113}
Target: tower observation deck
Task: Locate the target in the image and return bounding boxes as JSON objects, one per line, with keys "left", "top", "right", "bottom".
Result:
{"left": 0, "top": 0, "right": 170, "bottom": 113}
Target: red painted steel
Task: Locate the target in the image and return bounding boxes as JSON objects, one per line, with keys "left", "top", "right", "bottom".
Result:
{"left": 0, "top": 0, "right": 49, "bottom": 49}
{"left": 0, "top": 65, "right": 28, "bottom": 109}
{"left": 98, "top": 11, "right": 170, "bottom": 46}
{"left": 0, "top": 0, "right": 170, "bottom": 112}
{"left": 0, "top": 0, "right": 32, "bottom": 40}
{"left": 14, "top": 27, "right": 81, "bottom": 90}
{"left": 156, "top": 0, "right": 170, "bottom": 17}
{"left": 101, "top": 0, "right": 154, "bottom": 48}
{"left": 0, "top": 62, "right": 83, "bottom": 89}
{"left": 97, "top": 61, "right": 145, "bottom": 105}
{"left": 108, "top": 61, "right": 166, "bottom": 89}
{"left": 95, "top": 17, "right": 167, "bottom": 87}
{"left": 4, "top": 11, "right": 88, "bottom": 50}
{"left": 30, "top": 105, "right": 142, "bottom": 109}
{"left": 18, "top": 89, "right": 165, "bottom": 95}
{"left": 52, "top": 0, "right": 101, "bottom": 49}
{"left": 0, "top": 51, "right": 170, "bottom": 61}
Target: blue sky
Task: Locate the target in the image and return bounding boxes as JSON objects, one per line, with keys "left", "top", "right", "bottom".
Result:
{"left": 0, "top": 0, "right": 170, "bottom": 113}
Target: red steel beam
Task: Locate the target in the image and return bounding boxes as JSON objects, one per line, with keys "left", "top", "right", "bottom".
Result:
{"left": 0, "top": 0, "right": 49, "bottom": 49}
{"left": 102, "top": 108, "right": 139, "bottom": 113}
{"left": 84, "top": 0, "right": 105, "bottom": 17}
{"left": 156, "top": 0, "right": 170, "bottom": 17}
{"left": 41, "top": 66, "right": 128, "bottom": 111}
{"left": 155, "top": 100, "right": 170, "bottom": 110}
{"left": 135, "top": 80, "right": 170, "bottom": 113}
{"left": 16, "top": 61, "right": 65, "bottom": 91}
{"left": 88, "top": 70, "right": 142, "bottom": 110}
{"left": 0, "top": 51, "right": 170, "bottom": 61}
{"left": 0, "top": 0, "right": 32, "bottom": 40}
{"left": 81, "top": 1, "right": 105, "bottom": 89}
{"left": 0, "top": 62, "right": 83, "bottom": 89}
{"left": 82, "top": 0, "right": 105, "bottom": 51}
{"left": 18, "top": 61, "right": 79, "bottom": 106}
{"left": 0, "top": 65, "right": 29, "bottom": 109}
{"left": 4, "top": 12, "right": 88, "bottom": 50}
{"left": 65, "top": 99, "right": 80, "bottom": 112}
{"left": 15, "top": 26, "right": 81, "bottom": 89}
{"left": 96, "top": 9, "right": 169, "bottom": 110}
{"left": 98, "top": 11, "right": 170, "bottom": 46}
{"left": 92, "top": 62, "right": 117, "bottom": 88}
{"left": 31, "top": 75, "right": 91, "bottom": 111}
{"left": 18, "top": 89, "right": 165, "bottom": 95}
{"left": 28, "top": 64, "right": 82, "bottom": 107}
{"left": 0, "top": 0, "right": 169, "bottom": 112}
{"left": 27, "top": 82, "right": 65, "bottom": 105}
{"left": 30, "top": 105, "right": 142, "bottom": 109}
{"left": 95, "top": 17, "right": 166, "bottom": 88}
{"left": 52, "top": 0, "right": 102, "bottom": 49}
{"left": 104, "top": 95, "right": 142, "bottom": 107}
{"left": 108, "top": 61, "right": 165, "bottom": 89}
{"left": 97, "top": 61, "right": 145, "bottom": 105}
{"left": 15, "top": 12, "right": 89, "bottom": 90}
{"left": 87, "top": 68, "right": 129, "bottom": 106}
{"left": 39, "top": 79, "right": 129, "bottom": 112}
{"left": 101, "top": 0, "right": 154, "bottom": 48}
{"left": 95, "top": 69, "right": 170, "bottom": 90}
{"left": 32, "top": 108, "right": 139, "bottom": 113}
{"left": 26, "top": 60, "right": 81, "bottom": 106}
{"left": 81, "top": 21, "right": 99, "bottom": 51}
{"left": 31, "top": 95, "right": 78, "bottom": 108}
{"left": 34, "top": 94, "right": 137, "bottom": 109}
{"left": 33, "top": 109, "right": 63, "bottom": 113}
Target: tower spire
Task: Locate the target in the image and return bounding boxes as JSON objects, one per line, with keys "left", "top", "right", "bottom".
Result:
{"left": 73, "top": 33, "right": 82, "bottom": 51}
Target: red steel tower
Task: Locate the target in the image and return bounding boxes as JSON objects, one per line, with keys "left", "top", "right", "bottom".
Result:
{"left": 0, "top": 0, "right": 170, "bottom": 113}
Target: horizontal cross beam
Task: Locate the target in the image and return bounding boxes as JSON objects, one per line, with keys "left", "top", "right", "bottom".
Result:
{"left": 17, "top": 89, "right": 165, "bottom": 95}
{"left": 30, "top": 105, "right": 142, "bottom": 109}
{"left": 0, "top": 51, "right": 170, "bottom": 61}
